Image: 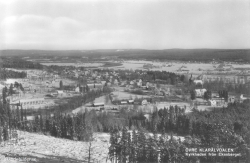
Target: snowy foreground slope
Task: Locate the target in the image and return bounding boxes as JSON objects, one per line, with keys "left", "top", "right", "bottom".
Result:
{"left": 0, "top": 131, "right": 110, "bottom": 163}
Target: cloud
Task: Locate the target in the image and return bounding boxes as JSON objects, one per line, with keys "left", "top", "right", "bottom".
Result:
{"left": 0, "top": 0, "right": 249, "bottom": 49}
{"left": 1, "top": 15, "right": 88, "bottom": 48}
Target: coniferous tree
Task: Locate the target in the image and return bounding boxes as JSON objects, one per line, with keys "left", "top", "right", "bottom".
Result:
{"left": 120, "top": 127, "right": 129, "bottom": 162}
{"left": 2, "top": 86, "right": 7, "bottom": 104}
{"left": 190, "top": 90, "right": 196, "bottom": 100}
{"left": 59, "top": 80, "right": 63, "bottom": 90}
{"left": 3, "top": 126, "right": 9, "bottom": 141}
{"left": 9, "top": 84, "right": 14, "bottom": 96}
{"left": 16, "top": 106, "right": 20, "bottom": 129}
{"left": 20, "top": 105, "right": 24, "bottom": 122}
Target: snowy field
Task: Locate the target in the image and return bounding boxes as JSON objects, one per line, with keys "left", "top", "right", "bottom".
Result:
{"left": 40, "top": 62, "right": 103, "bottom": 67}
{"left": 0, "top": 131, "right": 110, "bottom": 163}
{"left": 40, "top": 60, "right": 250, "bottom": 74}
{"left": 111, "top": 91, "right": 151, "bottom": 100}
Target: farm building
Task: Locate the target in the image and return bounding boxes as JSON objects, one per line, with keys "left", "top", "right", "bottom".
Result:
{"left": 10, "top": 98, "right": 46, "bottom": 109}
{"left": 120, "top": 101, "right": 128, "bottom": 105}
{"left": 57, "top": 90, "right": 64, "bottom": 95}
{"left": 86, "top": 83, "right": 103, "bottom": 92}
{"left": 195, "top": 89, "right": 207, "bottom": 97}
{"left": 92, "top": 102, "right": 105, "bottom": 107}
{"left": 210, "top": 98, "right": 226, "bottom": 106}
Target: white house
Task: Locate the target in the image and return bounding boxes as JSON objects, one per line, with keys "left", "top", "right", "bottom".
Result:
{"left": 193, "top": 80, "right": 203, "bottom": 85}
{"left": 240, "top": 94, "right": 250, "bottom": 102}
{"left": 75, "top": 87, "right": 80, "bottom": 93}
{"left": 121, "top": 101, "right": 128, "bottom": 105}
{"left": 114, "top": 79, "right": 119, "bottom": 85}
{"left": 128, "top": 100, "right": 134, "bottom": 104}
{"left": 141, "top": 99, "right": 148, "bottom": 105}
{"left": 57, "top": 90, "right": 64, "bottom": 96}
{"left": 195, "top": 89, "right": 207, "bottom": 97}
{"left": 208, "top": 100, "right": 217, "bottom": 107}
{"left": 101, "top": 81, "right": 106, "bottom": 85}
{"left": 130, "top": 81, "right": 135, "bottom": 85}
{"left": 137, "top": 82, "right": 142, "bottom": 87}
{"left": 92, "top": 102, "right": 104, "bottom": 107}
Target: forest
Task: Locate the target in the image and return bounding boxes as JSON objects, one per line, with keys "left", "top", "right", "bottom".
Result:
{"left": 1, "top": 93, "right": 250, "bottom": 162}
{"left": 96, "top": 69, "right": 184, "bottom": 85}
{"left": 0, "top": 68, "right": 27, "bottom": 80}
{"left": 0, "top": 57, "right": 43, "bottom": 69}
{"left": 1, "top": 49, "right": 250, "bottom": 62}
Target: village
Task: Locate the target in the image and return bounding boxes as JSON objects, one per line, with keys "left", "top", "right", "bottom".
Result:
{"left": 1, "top": 60, "right": 250, "bottom": 119}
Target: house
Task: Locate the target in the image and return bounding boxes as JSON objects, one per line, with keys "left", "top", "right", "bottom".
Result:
{"left": 211, "top": 97, "right": 225, "bottom": 106}
{"left": 208, "top": 100, "right": 217, "bottom": 107}
{"left": 228, "top": 96, "right": 235, "bottom": 103}
{"left": 240, "top": 94, "right": 250, "bottom": 102}
{"left": 113, "top": 79, "right": 119, "bottom": 85}
{"left": 144, "top": 113, "right": 152, "bottom": 121}
{"left": 92, "top": 102, "right": 104, "bottom": 107}
{"left": 130, "top": 81, "right": 135, "bottom": 85}
{"left": 10, "top": 98, "right": 46, "bottom": 109}
{"left": 194, "top": 89, "right": 207, "bottom": 97}
{"left": 86, "top": 83, "right": 103, "bottom": 92}
{"left": 212, "top": 92, "right": 220, "bottom": 98}
{"left": 193, "top": 80, "right": 203, "bottom": 85}
{"left": 63, "top": 85, "right": 76, "bottom": 91}
{"left": 128, "top": 100, "right": 134, "bottom": 104}
{"left": 57, "top": 90, "right": 64, "bottom": 96}
{"left": 141, "top": 99, "right": 148, "bottom": 105}
{"left": 75, "top": 86, "right": 81, "bottom": 93}
{"left": 121, "top": 101, "right": 128, "bottom": 105}
{"left": 106, "top": 82, "right": 111, "bottom": 86}
{"left": 137, "top": 81, "right": 142, "bottom": 87}
{"left": 101, "top": 80, "right": 106, "bottom": 85}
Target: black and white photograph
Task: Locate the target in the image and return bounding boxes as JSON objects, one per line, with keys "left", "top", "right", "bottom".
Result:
{"left": 0, "top": 0, "right": 250, "bottom": 162}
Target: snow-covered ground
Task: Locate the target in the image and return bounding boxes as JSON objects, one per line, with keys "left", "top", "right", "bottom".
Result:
{"left": 0, "top": 131, "right": 110, "bottom": 163}
{"left": 40, "top": 62, "right": 103, "bottom": 67}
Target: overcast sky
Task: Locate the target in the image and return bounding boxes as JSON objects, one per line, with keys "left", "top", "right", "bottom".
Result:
{"left": 0, "top": 0, "right": 249, "bottom": 50}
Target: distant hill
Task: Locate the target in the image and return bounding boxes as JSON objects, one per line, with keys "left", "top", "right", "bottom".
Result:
{"left": 1, "top": 49, "right": 249, "bottom": 62}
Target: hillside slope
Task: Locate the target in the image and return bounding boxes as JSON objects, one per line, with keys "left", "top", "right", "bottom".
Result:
{"left": 0, "top": 131, "right": 110, "bottom": 163}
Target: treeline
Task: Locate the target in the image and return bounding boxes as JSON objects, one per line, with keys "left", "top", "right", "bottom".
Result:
{"left": 117, "top": 49, "right": 250, "bottom": 62}
{"left": 203, "top": 81, "right": 250, "bottom": 95}
{"left": 97, "top": 69, "right": 185, "bottom": 85}
{"left": 110, "top": 101, "right": 250, "bottom": 162}
{"left": 109, "top": 126, "right": 247, "bottom": 163}
{"left": 128, "top": 106, "right": 188, "bottom": 134}
{"left": 2, "top": 49, "right": 250, "bottom": 62}
{"left": 0, "top": 101, "right": 126, "bottom": 142}
{"left": 0, "top": 68, "right": 27, "bottom": 80}
{"left": 0, "top": 84, "right": 113, "bottom": 142}
{"left": 0, "top": 100, "right": 92, "bottom": 141}
{"left": 1, "top": 57, "right": 43, "bottom": 69}
{"left": 128, "top": 101, "right": 250, "bottom": 145}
